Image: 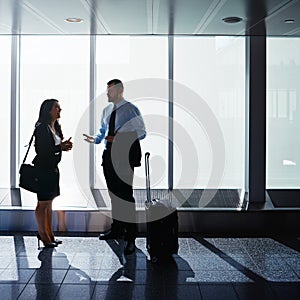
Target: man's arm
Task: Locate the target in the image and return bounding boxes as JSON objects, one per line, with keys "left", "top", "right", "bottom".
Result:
{"left": 131, "top": 107, "right": 146, "bottom": 140}
{"left": 83, "top": 110, "right": 107, "bottom": 144}
{"left": 117, "top": 106, "right": 146, "bottom": 140}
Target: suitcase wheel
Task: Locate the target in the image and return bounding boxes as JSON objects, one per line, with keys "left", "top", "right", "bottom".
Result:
{"left": 150, "top": 256, "right": 159, "bottom": 263}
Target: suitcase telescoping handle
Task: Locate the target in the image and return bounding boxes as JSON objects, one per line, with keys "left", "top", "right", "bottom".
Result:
{"left": 145, "top": 152, "right": 151, "bottom": 204}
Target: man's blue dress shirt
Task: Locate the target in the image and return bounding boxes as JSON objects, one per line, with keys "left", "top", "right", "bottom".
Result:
{"left": 94, "top": 99, "right": 146, "bottom": 148}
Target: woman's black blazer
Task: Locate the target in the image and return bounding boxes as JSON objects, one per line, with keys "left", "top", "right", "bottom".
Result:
{"left": 32, "top": 123, "right": 62, "bottom": 170}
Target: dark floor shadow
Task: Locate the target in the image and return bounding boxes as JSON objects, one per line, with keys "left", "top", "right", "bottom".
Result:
{"left": 105, "top": 239, "right": 125, "bottom": 265}
{"left": 35, "top": 248, "right": 94, "bottom": 299}
{"left": 102, "top": 242, "right": 137, "bottom": 300}
{"left": 103, "top": 240, "right": 194, "bottom": 299}
{"left": 193, "top": 236, "right": 268, "bottom": 283}
{"left": 104, "top": 237, "right": 196, "bottom": 299}
{"left": 273, "top": 237, "right": 300, "bottom": 253}
{"left": 35, "top": 248, "right": 61, "bottom": 299}
{"left": 149, "top": 254, "right": 196, "bottom": 299}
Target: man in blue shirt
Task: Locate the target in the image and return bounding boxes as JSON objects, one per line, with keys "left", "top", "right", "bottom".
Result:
{"left": 84, "top": 79, "right": 146, "bottom": 254}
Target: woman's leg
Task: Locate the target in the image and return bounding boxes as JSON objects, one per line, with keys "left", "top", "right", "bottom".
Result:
{"left": 45, "top": 200, "right": 55, "bottom": 242}
{"left": 35, "top": 200, "right": 52, "bottom": 243}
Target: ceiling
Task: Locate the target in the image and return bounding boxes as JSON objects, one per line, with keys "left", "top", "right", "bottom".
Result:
{"left": 0, "top": 0, "right": 300, "bottom": 36}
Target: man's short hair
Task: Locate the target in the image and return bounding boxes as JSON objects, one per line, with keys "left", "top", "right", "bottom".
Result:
{"left": 107, "top": 79, "right": 124, "bottom": 90}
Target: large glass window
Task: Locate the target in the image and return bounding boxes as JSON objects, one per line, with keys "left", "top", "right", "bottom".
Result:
{"left": 267, "top": 38, "right": 300, "bottom": 188}
{"left": 95, "top": 36, "right": 168, "bottom": 190}
{"left": 174, "top": 37, "right": 245, "bottom": 193}
{"left": 19, "top": 36, "right": 90, "bottom": 207}
{"left": 0, "top": 37, "right": 11, "bottom": 188}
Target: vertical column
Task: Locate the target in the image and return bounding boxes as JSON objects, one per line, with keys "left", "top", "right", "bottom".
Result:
{"left": 89, "top": 35, "right": 96, "bottom": 188}
{"left": 168, "top": 35, "right": 174, "bottom": 190}
{"left": 10, "top": 35, "right": 20, "bottom": 188}
{"left": 246, "top": 35, "right": 266, "bottom": 203}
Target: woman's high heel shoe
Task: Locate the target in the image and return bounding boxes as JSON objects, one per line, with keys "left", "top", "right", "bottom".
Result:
{"left": 37, "top": 234, "right": 57, "bottom": 249}
{"left": 53, "top": 239, "right": 62, "bottom": 245}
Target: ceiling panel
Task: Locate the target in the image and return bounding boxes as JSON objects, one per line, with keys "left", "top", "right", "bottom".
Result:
{"left": 0, "top": 0, "right": 15, "bottom": 34}
{"left": 266, "top": 0, "right": 300, "bottom": 35}
{"left": 0, "top": 0, "right": 300, "bottom": 36}
{"left": 18, "top": 0, "right": 91, "bottom": 34}
{"left": 155, "top": 0, "right": 220, "bottom": 34}
{"left": 89, "top": 0, "right": 151, "bottom": 34}
{"left": 200, "top": 0, "right": 247, "bottom": 36}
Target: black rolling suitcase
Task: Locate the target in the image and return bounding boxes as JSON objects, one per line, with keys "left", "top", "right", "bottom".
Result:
{"left": 145, "top": 152, "right": 179, "bottom": 263}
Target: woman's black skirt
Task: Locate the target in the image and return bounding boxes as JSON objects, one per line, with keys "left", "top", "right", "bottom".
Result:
{"left": 36, "top": 167, "right": 60, "bottom": 201}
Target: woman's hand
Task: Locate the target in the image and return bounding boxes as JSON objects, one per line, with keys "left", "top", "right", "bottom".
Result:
{"left": 61, "top": 137, "right": 73, "bottom": 151}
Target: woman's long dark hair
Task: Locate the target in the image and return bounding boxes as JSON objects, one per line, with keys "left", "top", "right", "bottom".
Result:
{"left": 36, "top": 99, "right": 64, "bottom": 140}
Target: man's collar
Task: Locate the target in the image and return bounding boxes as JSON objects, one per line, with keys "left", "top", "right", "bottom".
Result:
{"left": 115, "top": 98, "right": 126, "bottom": 109}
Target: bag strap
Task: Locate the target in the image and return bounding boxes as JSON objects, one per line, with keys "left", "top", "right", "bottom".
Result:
{"left": 22, "top": 123, "right": 40, "bottom": 164}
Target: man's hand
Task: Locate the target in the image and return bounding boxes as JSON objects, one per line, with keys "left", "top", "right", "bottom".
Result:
{"left": 83, "top": 134, "right": 95, "bottom": 143}
{"left": 105, "top": 136, "right": 115, "bottom": 143}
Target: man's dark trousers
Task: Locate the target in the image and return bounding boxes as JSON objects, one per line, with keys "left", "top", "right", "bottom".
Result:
{"left": 102, "top": 148, "right": 137, "bottom": 241}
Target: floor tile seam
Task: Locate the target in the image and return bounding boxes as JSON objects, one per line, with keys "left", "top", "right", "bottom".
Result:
{"left": 29, "top": 268, "right": 70, "bottom": 284}
{"left": 88, "top": 282, "right": 97, "bottom": 300}
{"left": 0, "top": 268, "right": 7, "bottom": 276}
{"left": 186, "top": 237, "right": 193, "bottom": 256}
{"left": 59, "top": 266, "right": 72, "bottom": 286}
{"left": 3, "top": 260, "right": 17, "bottom": 269}
{"left": 36, "top": 267, "right": 71, "bottom": 271}
{"left": 55, "top": 283, "right": 97, "bottom": 300}
{"left": 69, "top": 267, "right": 103, "bottom": 271}
{"left": 241, "top": 248, "right": 264, "bottom": 271}
{"left": 163, "top": 283, "right": 202, "bottom": 298}
{"left": 256, "top": 262, "right": 294, "bottom": 272}
{"left": 53, "top": 283, "right": 63, "bottom": 300}
{"left": 191, "top": 246, "right": 257, "bottom": 272}
{"left": 225, "top": 267, "right": 269, "bottom": 285}
{"left": 177, "top": 267, "right": 258, "bottom": 272}
{"left": 197, "top": 282, "right": 238, "bottom": 300}
{"left": 280, "top": 252, "right": 300, "bottom": 257}
{"left": 10, "top": 266, "right": 40, "bottom": 270}
{"left": 290, "top": 268, "right": 300, "bottom": 280}
{"left": 231, "top": 281, "right": 277, "bottom": 300}
{"left": 202, "top": 254, "right": 261, "bottom": 274}
{"left": 16, "top": 282, "right": 31, "bottom": 300}
{"left": 24, "top": 268, "right": 37, "bottom": 285}
{"left": 230, "top": 282, "right": 241, "bottom": 300}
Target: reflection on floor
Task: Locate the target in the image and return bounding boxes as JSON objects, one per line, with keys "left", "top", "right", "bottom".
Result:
{"left": 0, "top": 188, "right": 245, "bottom": 210}
{"left": 0, "top": 234, "right": 299, "bottom": 299}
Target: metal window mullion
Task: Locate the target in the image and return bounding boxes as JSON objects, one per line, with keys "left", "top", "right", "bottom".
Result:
{"left": 168, "top": 35, "right": 174, "bottom": 190}
{"left": 10, "top": 35, "right": 20, "bottom": 188}
{"left": 89, "top": 35, "right": 96, "bottom": 189}
{"left": 246, "top": 35, "right": 267, "bottom": 203}
{"left": 244, "top": 36, "right": 250, "bottom": 196}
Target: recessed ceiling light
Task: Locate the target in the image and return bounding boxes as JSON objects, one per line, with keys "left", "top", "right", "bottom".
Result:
{"left": 222, "top": 16, "right": 242, "bottom": 24}
{"left": 64, "top": 18, "right": 83, "bottom": 23}
{"left": 284, "top": 19, "right": 295, "bottom": 24}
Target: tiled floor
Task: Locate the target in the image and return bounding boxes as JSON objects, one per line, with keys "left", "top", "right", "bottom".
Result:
{"left": 0, "top": 234, "right": 299, "bottom": 299}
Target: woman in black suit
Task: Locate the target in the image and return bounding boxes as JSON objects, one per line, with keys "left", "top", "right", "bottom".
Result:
{"left": 33, "top": 99, "right": 73, "bottom": 248}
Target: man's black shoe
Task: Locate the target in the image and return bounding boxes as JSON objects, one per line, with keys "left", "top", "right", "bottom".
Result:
{"left": 124, "top": 241, "right": 135, "bottom": 255}
{"left": 98, "top": 230, "right": 123, "bottom": 240}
